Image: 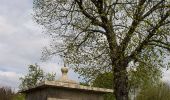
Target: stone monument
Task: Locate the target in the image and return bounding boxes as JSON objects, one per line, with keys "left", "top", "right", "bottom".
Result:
{"left": 20, "top": 65, "right": 113, "bottom": 100}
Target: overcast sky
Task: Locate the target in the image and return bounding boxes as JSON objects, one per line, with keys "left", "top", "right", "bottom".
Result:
{"left": 0, "top": 0, "right": 169, "bottom": 90}
{"left": 0, "top": 0, "right": 79, "bottom": 89}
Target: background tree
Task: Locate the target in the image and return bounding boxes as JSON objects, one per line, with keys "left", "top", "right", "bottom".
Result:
{"left": 92, "top": 72, "right": 115, "bottom": 100}
{"left": 92, "top": 64, "right": 161, "bottom": 100}
{"left": 0, "top": 86, "right": 14, "bottom": 100}
{"left": 128, "top": 61, "right": 161, "bottom": 99}
{"left": 136, "top": 82, "right": 170, "bottom": 100}
{"left": 0, "top": 86, "right": 24, "bottom": 100}
{"left": 19, "top": 64, "right": 56, "bottom": 89}
{"left": 33, "top": 0, "right": 170, "bottom": 100}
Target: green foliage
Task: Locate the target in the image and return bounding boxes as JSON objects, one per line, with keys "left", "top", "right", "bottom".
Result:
{"left": 128, "top": 61, "right": 161, "bottom": 95}
{"left": 93, "top": 72, "right": 113, "bottom": 89}
{"left": 92, "top": 72, "right": 115, "bottom": 100}
{"left": 13, "top": 94, "right": 25, "bottom": 100}
{"left": 33, "top": 0, "right": 170, "bottom": 82}
{"left": 103, "top": 93, "right": 115, "bottom": 100}
{"left": 92, "top": 69, "right": 161, "bottom": 100}
{"left": 33, "top": 0, "right": 170, "bottom": 99}
{"left": 136, "top": 83, "right": 170, "bottom": 100}
{"left": 19, "top": 64, "right": 56, "bottom": 89}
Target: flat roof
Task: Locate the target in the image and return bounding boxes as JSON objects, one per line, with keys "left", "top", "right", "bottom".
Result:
{"left": 20, "top": 80, "right": 113, "bottom": 93}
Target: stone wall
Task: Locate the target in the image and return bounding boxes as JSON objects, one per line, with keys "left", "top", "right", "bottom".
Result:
{"left": 26, "top": 88, "right": 47, "bottom": 100}
{"left": 26, "top": 87, "right": 104, "bottom": 100}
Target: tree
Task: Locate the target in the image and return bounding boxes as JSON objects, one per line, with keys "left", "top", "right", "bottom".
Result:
{"left": 0, "top": 86, "right": 25, "bottom": 100}
{"left": 33, "top": 0, "right": 170, "bottom": 100}
{"left": 128, "top": 61, "right": 161, "bottom": 99}
{"left": 136, "top": 82, "right": 170, "bottom": 100}
{"left": 92, "top": 72, "right": 115, "bottom": 100}
{"left": 92, "top": 64, "right": 161, "bottom": 100}
{"left": 93, "top": 72, "right": 113, "bottom": 89}
{"left": 19, "top": 64, "right": 56, "bottom": 89}
{"left": 0, "top": 86, "right": 14, "bottom": 100}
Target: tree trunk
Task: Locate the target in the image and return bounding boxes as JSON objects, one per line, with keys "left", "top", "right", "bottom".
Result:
{"left": 113, "top": 60, "right": 129, "bottom": 100}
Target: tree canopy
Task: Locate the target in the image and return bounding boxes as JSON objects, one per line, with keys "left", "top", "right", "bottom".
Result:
{"left": 19, "top": 64, "right": 56, "bottom": 89}
{"left": 33, "top": 0, "right": 170, "bottom": 100}
{"left": 136, "top": 82, "right": 170, "bottom": 100}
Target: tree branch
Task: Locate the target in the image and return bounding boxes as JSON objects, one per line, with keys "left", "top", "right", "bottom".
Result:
{"left": 142, "top": 0, "right": 165, "bottom": 19}
{"left": 148, "top": 43, "right": 170, "bottom": 51}
{"left": 120, "top": 0, "right": 147, "bottom": 52}
{"left": 75, "top": 0, "right": 104, "bottom": 27}
{"left": 128, "top": 10, "right": 170, "bottom": 60}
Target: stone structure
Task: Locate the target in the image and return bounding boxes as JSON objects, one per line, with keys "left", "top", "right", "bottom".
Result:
{"left": 20, "top": 65, "right": 113, "bottom": 100}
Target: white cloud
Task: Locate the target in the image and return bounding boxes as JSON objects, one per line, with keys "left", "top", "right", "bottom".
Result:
{"left": 0, "top": 0, "right": 79, "bottom": 88}
{"left": 0, "top": 0, "right": 51, "bottom": 88}
{"left": 0, "top": 71, "right": 21, "bottom": 89}
{"left": 0, "top": 16, "right": 17, "bottom": 34}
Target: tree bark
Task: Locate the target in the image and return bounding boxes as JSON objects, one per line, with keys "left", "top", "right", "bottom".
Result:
{"left": 113, "top": 60, "right": 129, "bottom": 100}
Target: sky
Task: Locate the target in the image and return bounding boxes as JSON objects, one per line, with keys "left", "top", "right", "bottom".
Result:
{"left": 0, "top": 0, "right": 79, "bottom": 89}
{"left": 0, "top": 0, "right": 169, "bottom": 90}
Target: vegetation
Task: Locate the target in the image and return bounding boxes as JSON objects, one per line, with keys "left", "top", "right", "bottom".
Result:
{"left": 92, "top": 72, "right": 115, "bottom": 100}
{"left": 0, "top": 86, "right": 14, "bottom": 100}
{"left": 19, "top": 64, "right": 56, "bottom": 89}
{"left": 136, "top": 83, "right": 170, "bottom": 100}
{"left": 93, "top": 72, "right": 113, "bottom": 89}
{"left": 33, "top": 0, "right": 170, "bottom": 100}
{"left": 13, "top": 93, "right": 25, "bottom": 100}
{"left": 0, "top": 86, "right": 24, "bottom": 100}
{"left": 92, "top": 67, "right": 161, "bottom": 100}
{"left": 128, "top": 62, "right": 161, "bottom": 99}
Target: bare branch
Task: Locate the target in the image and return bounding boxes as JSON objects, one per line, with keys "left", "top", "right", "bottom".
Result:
{"left": 148, "top": 43, "right": 170, "bottom": 51}
{"left": 142, "top": 0, "right": 165, "bottom": 19}
{"left": 128, "top": 10, "right": 170, "bottom": 60}
{"left": 75, "top": 0, "right": 104, "bottom": 27}
{"left": 120, "top": 0, "right": 147, "bottom": 52}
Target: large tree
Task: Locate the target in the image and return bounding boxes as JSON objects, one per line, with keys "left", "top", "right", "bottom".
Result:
{"left": 33, "top": 0, "right": 170, "bottom": 100}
